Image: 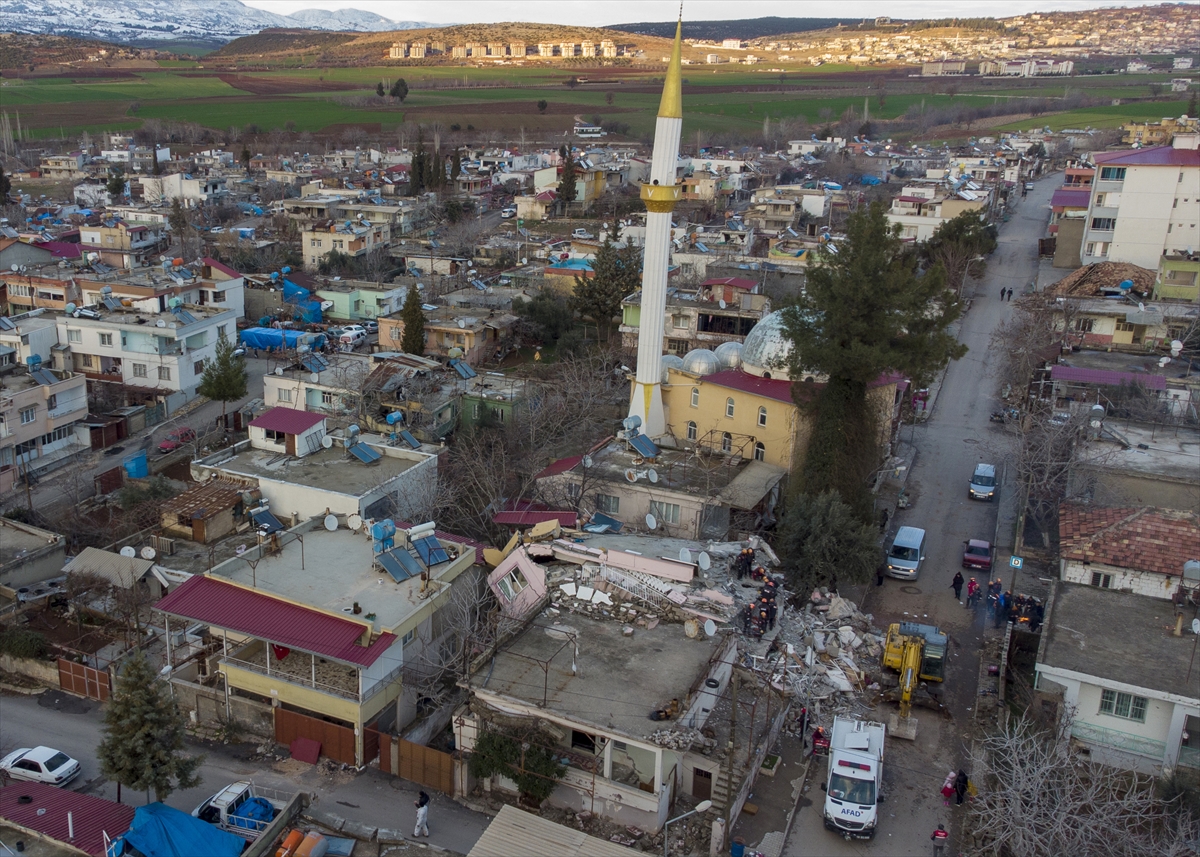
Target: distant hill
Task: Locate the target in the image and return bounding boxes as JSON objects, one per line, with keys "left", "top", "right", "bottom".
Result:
{"left": 607, "top": 17, "right": 862, "bottom": 41}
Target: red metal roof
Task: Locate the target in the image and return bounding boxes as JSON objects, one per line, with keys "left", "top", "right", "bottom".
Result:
{"left": 1050, "top": 364, "right": 1166, "bottom": 390}
{"left": 895, "top": 195, "right": 929, "bottom": 204}
{"left": 704, "top": 369, "right": 795, "bottom": 403}
{"left": 0, "top": 782, "right": 135, "bottom": 857}
{"left": 1050, "top": 188, "right": 1091, "bottom": 208}
{"left": 249, "top": 407, "right": 326, "bottom": 435}
{"left": 535, "top": 454, "right": 583, "bottom": 479}
{"left": 202, "top": 256, "right": 241, "bottom": 279}
{"left": 155, "top": 575, "right": 396, "bottom": 666}
{"left": 1093, "top": 145, "right": 1200, "bottom": 167}
{"left": 493, "top": 510, "right": 578, "bottom": 527}
{"left": 700, "top": 277, "right": 757, "bottom": 290}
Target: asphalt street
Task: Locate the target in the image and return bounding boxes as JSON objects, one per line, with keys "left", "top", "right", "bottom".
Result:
{"left": 782, "top": 177, "right": 1056, "bottom": 856}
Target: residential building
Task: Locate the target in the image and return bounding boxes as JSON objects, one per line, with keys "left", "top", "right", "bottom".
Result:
{"left": 921, "top": 60, "right": 966, "bottom": 75}
{"left": 744, "top": 192, "right": 798, "bottom": 233}
{"left": 538, "top": 43, "right": 555, "bottom": 58}
{"left": 1154, "top": 253, "right": 1200, "bottom": 301}
{"left": 302, "top": 219, "right": 390, "bottom": 271}
{"left": 1034, "top": 581, "right": 1200, "bottom": 775}
{"left": 560, "top": 42, "right": 576, "bottom": 58}
{"left": 39, "top": 152, "right": 87, "bottom": 180}
{"left": 469, "top": 806, "right": 636, "bottom": 857}
{"left": 0, "top": 314, "right": 61, "bottom": 365}
{"left": 886, "top": 187, "right": 988, "bottom": 242}
{"left": 488, "top": 42, "right": 506, "bottom": 57}
{"left": 1080, "top": 134, "right": 1200, "bottom": 268}
{"left": 1175, "top": 58, "right": 1195, "bottom": 70}
{"left": 451, "top": 46, "right": 468, "bottom": 59}
{"left": 156, "top": 514, "right": 482, "bottom": 765}
{"left": 620, "top": 278, "right": 769, "bottom": 355}
{"left": 600, "top": 40, "right": 617, "bottom": 58}
{"left": 0, "top": 517, "right": 66, "bottom": 589}
{"left": 409, "top": 43, "right": 426, "bottom": 59}
{"left": 389, "top": 42, "right": 406, "bottom": 59}
{"left": 0, "top": 782, "right": 136, "bottom": 857}
{"left": 1172, "top": 79, "right": 1193, "bottom": 93}
{"left": 378, "top": 306, "right": 518, "bottom": 366}
{"left": 79, "top": 219, "right": 169, "bottom": 268}
{"left": 581, "top": 41, "right": 596, "bottom": 58}
{"left": 509, "top": 42, "right": 525, "bottom": 58}
{"left": 979, "top": 59, "right": 1073, "bottom": 75}
{"left": 73, "top": 179, "right": 116, "bottom": 208}
{"left": 1121, "top": 116, "right": 1200, "bottom": 147}
{"left": 0, "top": 363, "right": 89, "bottom": 488}
{"left": 55, "top": 302, "right": 238, "bottom": 409}
{"left": 138, "top": 173, "right": 228, "bottom": 207}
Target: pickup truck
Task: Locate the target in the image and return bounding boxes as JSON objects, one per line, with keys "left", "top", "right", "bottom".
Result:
{"left": 192, "top": 781, "right": 293, "bottom": 841}
{"left": 571, "top": 228, "right": 593, "bottom": 239}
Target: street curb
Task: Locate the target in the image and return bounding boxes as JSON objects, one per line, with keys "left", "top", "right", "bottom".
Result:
{"left": 778, "top": 751, "right": 813, "bottom": 853}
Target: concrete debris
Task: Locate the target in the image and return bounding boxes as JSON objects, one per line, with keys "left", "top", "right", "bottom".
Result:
{"left": 647, "top": 727, "right": 718, "bottom": 752}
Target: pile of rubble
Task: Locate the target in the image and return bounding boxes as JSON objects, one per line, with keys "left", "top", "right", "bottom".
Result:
{"left": 646, "top": 726, "right": 718, "bottom": 753}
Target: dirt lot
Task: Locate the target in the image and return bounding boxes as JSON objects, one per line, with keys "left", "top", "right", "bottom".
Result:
{"left": 8, "top": 606, "right": 116, "bottom": 655}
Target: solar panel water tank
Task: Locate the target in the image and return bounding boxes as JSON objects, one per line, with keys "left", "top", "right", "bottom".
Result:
{"left": 250, "top": 508, "right": 285, "bottom": 535}
{"left": 349, "top": 442, "right": 382, "bottom": 464}
{"left": 371, "top": 519, "right": 396, "bottom": 553}
{"left": 399, "top": 430, "right": 420, "bottom": 449}
{"left": 413, "top": 535, "right": 450, "bottom": 567}
{"left": 378, "top": 547, "right": 421, "bottom": 582}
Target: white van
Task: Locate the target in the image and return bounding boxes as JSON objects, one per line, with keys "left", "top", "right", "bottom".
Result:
{"left": 339, "top": 329, "right": 367, "bottom": 351}
{"left": 886, "top": 526, "right": 927, "bottom": 580}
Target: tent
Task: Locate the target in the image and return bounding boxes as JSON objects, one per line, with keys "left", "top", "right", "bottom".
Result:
{"left": 107, "top": 802, "right": 244, "bottom": 857}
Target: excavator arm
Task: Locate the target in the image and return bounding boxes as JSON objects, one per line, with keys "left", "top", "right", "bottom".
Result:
{"left": 897, "top": 638, "right": 923, "bottom": 719}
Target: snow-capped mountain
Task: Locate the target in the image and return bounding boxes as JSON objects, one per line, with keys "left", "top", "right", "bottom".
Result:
{"left": 2, "top": 0, "right": 434, "bottom": 46}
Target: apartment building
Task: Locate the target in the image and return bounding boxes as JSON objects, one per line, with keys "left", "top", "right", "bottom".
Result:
{"left": 138, "top": 173, "right": 229, "bottom": 207}
{"left": 39, "top": 153, "right": 87, "bottom": 180}
{"left": 1121, "top": 116, "right": 1200, "bottom": 147}
{"left": 1080, "top": 134, "right": 1200, "bottom": 269}
{"left": 509, "top": 42, "right": 526, "bottom": 58}
{"left": 601, "top": 40, "right": 617, "bottom": 58}
{"left": 79, "top": 219, "right": 169, "bottom": 268}
{"left": 560, "top": 42, "right": 576, "bottom": 58}
{"left": 388, "top": 42, "right": 405, "bottom": 59}
{"left": 885, "top": 186, "right": 989, "bottom": 242}
{"left": 302, "top": 219, "right": 390, "bottom": 271}
{"left": 55, "top": 302, "right": 238, "bottom": 408}
{"left": 581, "top": 41, "right": 596, "bottom": 58}
{"left": 538, "top": 43, "right": 554, "bottom": 58}
{"left": 0, "top": 361, "right": 90, "bottom": 490}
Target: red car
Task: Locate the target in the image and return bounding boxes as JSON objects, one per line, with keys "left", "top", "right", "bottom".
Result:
{"left": 158, "top": 427, "right": 196, "bottom": 453}
{"left": 962, "top": 539, "right": 993, "bottom": 571}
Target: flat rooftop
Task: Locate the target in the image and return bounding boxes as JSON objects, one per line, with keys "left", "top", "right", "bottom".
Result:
{"left": 0, "top": 519, "right": 60, "bottom": 568}
{"left": 473, "top": 613, "right": 722, "bottom": 739}
{"left": 1075, "top": 421, "right": 1200, "bottom": 481}
{"left": 581, "top": 439, "right": 781, "bottom": 505}
{"left": 203, "top": 440, "right": 425, "bottom": 495}
{"left": 1039, "top": 582, "right": 1199, "bottom": 700}
{"left": 212, "top": 522, "right": 470, "bottom": 631}
{"left": 1058, "top": 349, "right": 1198, "bottom": 386}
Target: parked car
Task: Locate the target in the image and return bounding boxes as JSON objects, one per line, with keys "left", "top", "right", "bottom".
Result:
{"left": 968, "top": 463, "right": 997, "bottom": 501}
{"left": 341, "top": 324, "right": 366, "bottom": 337}
{"left": 339, "top": 329, "right": 367, "bottom": 350}
{"left": 0, "top": 746, "right": 81, "bottom": 786}
{"left": 324, "top": 326, "right": 345, "bottom": 341}
{"left": 501, "top": 208, "right": 517, "bottom": 219}
{"left": 571, "top": 228, "right": 593, "bottom": 239}
{"left": 362, "top": 321, "right": 379, "bottom": 335}
{"left": 1024, "top": 182, "right": 1035, "bottom": 191}
{"left": 962, "top": 539, "right": 993, "bottom": 571}
{"left": 158, "top": 426, "right": 197, "bottom": 453}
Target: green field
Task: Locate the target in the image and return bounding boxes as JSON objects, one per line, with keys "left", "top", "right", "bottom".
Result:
{"left": 4, "top": 61, "right": 1195, "bottom": 143}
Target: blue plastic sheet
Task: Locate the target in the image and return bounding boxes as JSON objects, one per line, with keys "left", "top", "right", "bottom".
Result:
{"left": 107, "top": 803, "right": 244, "bottom": 857}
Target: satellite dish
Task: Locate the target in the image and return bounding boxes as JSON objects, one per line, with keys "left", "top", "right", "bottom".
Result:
{"left": 719, "top": 299, "right": 727, "bottom": 309}
{"left": 698, "top": 551, "right": 711, "bottom": 571}
{"left": 648, "top": 468, "right": 659, "bottom": 484}
{"left": 310, "top": 372, "right": 320, "bottom": 382}
{"left": 1171, "top": 339, "right": 1184, "bottom": 356}
{"left": 680, "top": 547, "right": 692, "bottom": 563}
{"left": 8, "top": 264, "right": 17, "bottom": 272}
{"left": 457, "top": 319, "right": 466, "bottom": 329}
{"left": 141, "top": 546, "right": 156, "bottom": 560}
{"left": 156, "top": 320, "right": 167, "bottom": 328}
{"left": 324, "top": 514, "right": 338, "bottom": 531}
{"left": 645, "top": 513, "right": 657, "bottom": 530}
{"left": 120, "top": 546, "right": 137, "bottom": 558}
{"left": 321, "top": 435, "right": 334, "bottom": 449}
{"left": 348, "top": 514, "right": 363, "bottom": 532}
{"left": 274, "top": 367, "right": 284, "bottom": 376}
{"left": 625, "top": 468, "right": 639, "bottom": 483}
{"left": 582, "top": 454, "right": 593, "bottom": 468}
{"left": 1193, "top": 618, "right": 1200, "bottom": 636}
{"left": 703, "top": 619, "right": 717, "bottom": 637}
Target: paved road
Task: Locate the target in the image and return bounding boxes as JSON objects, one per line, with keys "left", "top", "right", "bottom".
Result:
{"left": 782, "top": 179, "right": 1055, "bottom": 856}
{"left": 0, "top": 689, "right": 490, "bottom": 853}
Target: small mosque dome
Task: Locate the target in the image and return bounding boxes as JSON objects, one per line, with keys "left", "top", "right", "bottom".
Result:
{"left": 714, "top": 340, "right": 743, "bottom": 370}
{"left": 681, "top": 348, "right": 720, "bottom": 376}
{"left": 661, "top": 354, "right": 684, "bottom": 383}
{"left": 740, "top": 311, "right": 793, "bottom": 380}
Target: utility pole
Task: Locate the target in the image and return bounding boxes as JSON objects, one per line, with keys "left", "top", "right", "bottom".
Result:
{"left": 725, "top": 671, "right": 738, "bottom": 810}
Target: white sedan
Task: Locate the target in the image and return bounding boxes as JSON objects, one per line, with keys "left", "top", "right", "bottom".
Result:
{"left": 0, "top": 746, "right": 82, "bottom": 786}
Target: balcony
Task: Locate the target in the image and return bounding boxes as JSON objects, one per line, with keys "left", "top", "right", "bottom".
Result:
{"left": 1071, "top": 720, "right": 1165, "bottom": 762}
{"left": 221, "top": 640, "right": 401, "bottom": 705}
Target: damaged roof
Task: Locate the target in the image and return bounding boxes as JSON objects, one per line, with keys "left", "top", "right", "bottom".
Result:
{"left": 1047, "top": 262, "right": 1155, "bottom": 297}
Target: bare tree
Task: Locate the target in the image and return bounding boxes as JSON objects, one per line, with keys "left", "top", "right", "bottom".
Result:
{"left": 1006, "top": 412, "right": 1083, "bottom": 549}
{"left": 965, "top": 713, "right": 1197, "bottom": 857}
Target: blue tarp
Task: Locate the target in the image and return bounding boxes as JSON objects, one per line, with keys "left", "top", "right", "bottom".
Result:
{"left": 281, "top": 278, "right": 322, "bottom": 324}
{"left": 229, "top": 796, "right": 273, "bottom": 833}
{"left": 239, "top": 327, "right": 326, "bottom": 352}
{"left": 107, "top": 803, "right": 243, "bottom": 857}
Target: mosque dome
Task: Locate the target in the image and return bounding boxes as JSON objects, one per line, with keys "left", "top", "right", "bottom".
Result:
{"left": 740, "top": 311, "right": 794, "bottom": 380}
{"left": 661, "top": 354, "right": 684, "bottom": 383}
{"left": 681, "top": 348, "right": 720, "bottom": 376}
{"left": 714, "top": 340, "right": 743, "bottom": 370}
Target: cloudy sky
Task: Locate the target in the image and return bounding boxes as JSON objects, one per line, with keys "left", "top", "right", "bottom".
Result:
{"left": 242, "top": 0, "right": 1168, "bottom": 27}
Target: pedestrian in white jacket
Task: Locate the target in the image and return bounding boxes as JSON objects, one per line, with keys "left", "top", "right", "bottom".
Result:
{"left": 414, "top": 791, "right": 430, "bottom": 837}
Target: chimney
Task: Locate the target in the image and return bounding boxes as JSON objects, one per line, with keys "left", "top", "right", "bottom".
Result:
{"left": 1172, "top": 132, "right": 1199, "bottom": 150}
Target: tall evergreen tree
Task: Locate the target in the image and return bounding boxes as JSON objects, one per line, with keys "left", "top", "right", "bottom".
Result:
{"left": 572, "top": 236, "right": 640, "bottom": 341}
{"left": 0, "top": 165, "right": 12, "bottom": 199}
{"left": 96, "top": 652, "right": 203, "bottom": 802}
{"left": 409, "top": 133, "right": 428, "bottom": 197}
{"left": 782, "top": 201, "right": 965, "bottom": 516}
{"left": 557, "top": 145, "right": 578, "bottom": 208}
{"left": 389, "top": 78, "right": 409, "bottom": 102}
{"left": 106, "top": 165, "right": 126, "bottom": 198}
{"left": 400, "top": 284, "right": 426, "bottom": 355}
{"left": 197, "top": 332, "right": 249, "bottom": 421}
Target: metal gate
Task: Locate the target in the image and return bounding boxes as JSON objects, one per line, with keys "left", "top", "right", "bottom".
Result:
{"left": 57, "top": 659, "right": 111, "bottom": 701}
{"left": 379, "top": 734, "right": 455, "bottom": 795}
{"left": 274, "top": 707, "right": 357, "bottom": 765}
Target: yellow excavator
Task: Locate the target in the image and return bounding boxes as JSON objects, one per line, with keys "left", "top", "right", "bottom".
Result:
{"left": 881, "top": 623, "right": 947, "bottom": 738}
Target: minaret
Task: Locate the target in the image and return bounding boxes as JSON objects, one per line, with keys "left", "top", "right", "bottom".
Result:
{"left": 628, "top": 17, "right": 684, "bottom": 439}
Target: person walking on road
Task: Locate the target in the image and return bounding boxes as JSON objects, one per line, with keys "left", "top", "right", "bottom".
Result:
{"left": 999, "top": 285, "right": 1006, "bottom": 300}
{"left": 931, "top": 823, "right": 950, "bottom": 856}
{"left": 951, "top": 571, "right": 964, "bottom": 601}
{"left": 414, "top": 791, "right": 430, "bottom": 837}
{"left": 955, "top": 769, "right": 970, "bottom": 806}
{"left": 941, "top": 770, "right": 956, "bottom": 806}
{"left": 966, "top": 577, "right": 980, "bottom": 609}
{"left": 1006, "top": 287, "right": 1014, "bottom": 301}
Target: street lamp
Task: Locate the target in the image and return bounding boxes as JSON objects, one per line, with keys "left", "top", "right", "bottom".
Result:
{"left": 663, "top": 800, "right": 712, "bottom": 857}
{"left": 959, "top": 254, "right": 986, "bottom": 299}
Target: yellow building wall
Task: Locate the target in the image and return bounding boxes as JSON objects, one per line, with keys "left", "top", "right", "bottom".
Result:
{"left": 221, "top": 661, "right": 364, "bottom": 726}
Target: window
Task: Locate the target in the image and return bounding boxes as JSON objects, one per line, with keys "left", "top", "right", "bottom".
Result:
{"left": 1098, "top": 167, "right": 1126, "bottom": 181}
{"left": 80, "top": 354, "right": 94, "bottom": 368}
{"left": 691, "top": 388, "right": 700, "bottom": 408}
{"left": 754, "top": 442, "right": 766, "bottom": 461}
{"left": 322, "top": 391, "right": 335, "bottom": 405}
{"left": 595, "top": 493, "right": 620, "bottom": 514}
{"left": 194, "top": 359, "right": 205, "bottom": 375}
{"left": 1093, "top": 193, "right": 1106, "bottom": 207}
{"left": 99, "top": 332, "right": 113, "bottom": 346}
{"left": 686, "top": 421, "right": 697, "bottom": 441}
{"left": 649, "top": 500, "right": 681, "bottom": 526}
{"left": 1091, "top": 217, "right": 1116, "bottom": 231}
{"left": 20, "top": 406, "right": 37, "bottom": 425}
{"left": 721, "top": 431, "right": 732, "bottom": 453}
{"left": 472, "top": 403, "right": 480, "bottom": 419}
{"left": 496, "top": 569, "right": 528, "bottom": 601}
{"left": 571, "top": 730, "right": 597, "bottom": 753}
{"left": 757, "top": 406, "right": 767, "bottom": 427}
{"left": 401, "top": 629, "right": 416, "bottom": 646}
{"left": 132, "top": 363, "right": 147, "bottom": 378}
{"left": 1090, "top": 571, "right": 1112, "bottom": 588}
{"left": 672, "top": 314, "right": 688, "bottom": 329}
{"left": 218, "top": 324, "right": 227, "bottom": 338}
{"left": 46, "top": 394, "right": 57, "bottom": 411}
{"left": 725, "top": 397, "right": 735, "bottom": 418}
{"left": 277, "top": 388, "right": 292, "bottom": 403}
{"left": 157, "top": 366, "right": 171, "bottom": 381}
{"left": 390, "top": 326, "right": 402, "bottom": 341}
{"left": 67, "top": 329, "right": 81, "bottom": 343}
{"left": 1115, "top": 322, "right": 1135, "bottom": 333}
{"left": 1074, "top": 318, "right": 1095, "bottom": 333}
{"left": 1099, "top": 689, "right": 1147, "bottom": 723}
